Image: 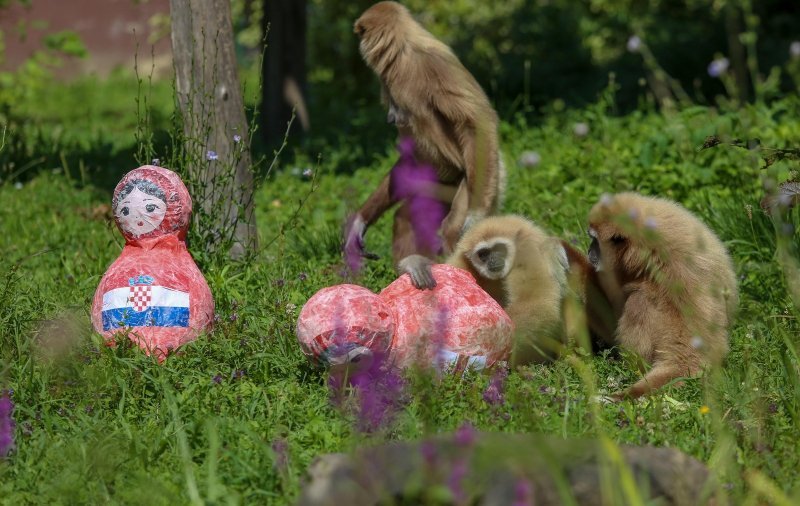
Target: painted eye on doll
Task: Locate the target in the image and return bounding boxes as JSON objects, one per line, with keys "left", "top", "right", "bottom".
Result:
{"left": 121, "top": 207, "right": 130, "bottom": 216}
{"left": 146, "top": 204, "right": 157, "bottom": 213}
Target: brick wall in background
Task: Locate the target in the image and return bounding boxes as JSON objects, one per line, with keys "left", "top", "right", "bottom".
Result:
{"left": 0, "top": 0, "right": 172, "bottom": 78}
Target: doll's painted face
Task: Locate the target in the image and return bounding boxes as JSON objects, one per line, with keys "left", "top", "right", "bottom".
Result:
{"left": 115, "top": 186, "right": 167, "bottom": 236}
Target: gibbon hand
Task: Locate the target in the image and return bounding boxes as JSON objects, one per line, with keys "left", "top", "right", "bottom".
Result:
{"left": 344, "top": 213, "right": 380, "bottom": 261}
{"left": 397, "top": 254, "right": 437, "bottom": 290}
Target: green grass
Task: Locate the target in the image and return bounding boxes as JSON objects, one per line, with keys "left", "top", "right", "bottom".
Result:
{"left": 1, "top": 83, "right": 800, "bottom": 504}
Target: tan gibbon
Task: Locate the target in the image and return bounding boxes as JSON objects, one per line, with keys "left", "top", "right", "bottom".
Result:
{"left": 587, "top": 192, "right": 738, "bottom": 399}
{"left": 559, "top": 240, "right": 618, "bottom": 352}
{"left": 345, "top": 1, "right": 505, "bottom": 271}
{"left": 443, "top": 215, "right": 570, "bottom": 366}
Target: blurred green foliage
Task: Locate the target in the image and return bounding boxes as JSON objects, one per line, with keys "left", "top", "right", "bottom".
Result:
{"left": 2, "top": 0, "right": 800, "bottom": 181}
{"left": 304, "top": 0, "right": 800, "bottom": 125}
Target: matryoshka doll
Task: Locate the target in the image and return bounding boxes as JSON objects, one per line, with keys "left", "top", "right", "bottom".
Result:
{"left": 91, "top": 165, "right": 214, "bottom": 361}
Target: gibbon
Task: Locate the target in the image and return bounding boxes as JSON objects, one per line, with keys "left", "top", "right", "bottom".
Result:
{"left": 559, "top": 240, "right": 618, "bottom": 352}
{"left": 345, "top": 1, "right": 505, "bottom": 270}
{"left": 444, "top": 215, "right": 570, "bottom": 366}
{"left": 587, "top": 192, "right": 738, "bottom": 399}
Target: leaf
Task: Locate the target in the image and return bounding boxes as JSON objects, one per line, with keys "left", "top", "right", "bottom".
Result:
{"left": 43, "top": 30, "right": 88, "bottom": 58}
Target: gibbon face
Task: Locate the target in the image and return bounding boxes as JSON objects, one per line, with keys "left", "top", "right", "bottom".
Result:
{"left": 451, "top": 216, "right": 537, "bottom": 276}
{"left": 449, "top": 215, "right": 566, "bottom": 290}
{"left": 589, "top": 193, "right": 684, "bottom": 284}
{"left": 589, "top": 193, "right": 730, "bottom": 284}
{"left": 466, "top": 236, "right": 516, "bottom": 280}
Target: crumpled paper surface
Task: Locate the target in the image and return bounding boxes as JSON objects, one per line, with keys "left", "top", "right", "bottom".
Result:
{"left": 296, "top": 265, "right": 513, "bottom": 371}
{"left": 91, "top": 165, "right": 214, "bottom": 361}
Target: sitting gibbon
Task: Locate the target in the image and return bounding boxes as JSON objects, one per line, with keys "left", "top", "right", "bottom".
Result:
{"left": 586, "top": 192, "right": 739, "bottom": 399}
{"left": 402, "top": 215, "right": 571, "bottom": 366}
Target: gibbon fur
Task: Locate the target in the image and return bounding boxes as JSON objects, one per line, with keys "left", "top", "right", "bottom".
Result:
{"left": 445, "top": 215, "right": 569, "bottom": 366}
{"left": 587, "top": 192, "right": 738, "bottom": 399}
{"left": 347, "top": 1, "right": 505, "bottom": 268}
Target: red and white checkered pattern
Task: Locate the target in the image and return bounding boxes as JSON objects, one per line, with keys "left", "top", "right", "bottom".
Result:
{"left": 129, "top": 285, "right": 152, "bottom": 312}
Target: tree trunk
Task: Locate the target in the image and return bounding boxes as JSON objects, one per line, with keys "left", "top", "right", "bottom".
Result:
{"left": 725, "top": 5, "right": 750, "bottom": 104}
{"left": 170, "top": 0, "right": 257, "bottom": 259}
{"left": 262, "top": 0, "right": 308, "bottom": 147}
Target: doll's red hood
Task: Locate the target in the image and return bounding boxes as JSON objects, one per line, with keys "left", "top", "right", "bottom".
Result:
{"left": 112, "top": 165, "right": 192, "bottom": 244}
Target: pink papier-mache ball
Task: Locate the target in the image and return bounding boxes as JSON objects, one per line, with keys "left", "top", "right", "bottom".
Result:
{"left": 296, "top": 265, "right": 513, "bottom": 372}
{"left": 296, "top": 284, "right": 395, "bottom": 366}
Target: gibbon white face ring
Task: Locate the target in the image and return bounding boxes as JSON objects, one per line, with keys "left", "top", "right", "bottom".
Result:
{"left": 468, "top": 238, "right": 515, "bottom": 280}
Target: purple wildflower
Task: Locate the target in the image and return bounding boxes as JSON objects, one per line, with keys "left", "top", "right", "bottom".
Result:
{"left": 626, "top": 35, "right": 642, "bottom": 53}
{"left": 302, "top": 168, "right": 313, "bottom": 178}
{"left": 298, "top": 272, "right": 308, "bottom": 281}
{"left": 573, "top": 122, "right": 589, "bottom": 137}
{"left": 420, "top": 440, "right": 438, "bottom": 467}
{"left": 271, "top": 437, "right": 290, "bottom": 473}
{"left": 707, "top": 57, "right": 730, "bottom": 78}
{"left": 518, "top": 150, "right": 541, "bottom": 168}
{"left": 454, "top": 422, "right": 477, "bottom": 447}
{"left": 349, "top": 352, "right": 406, "bottom": 432}
{"left": 513, "top": 478, "right": 534, "bottom": 506}
{"left": 482, "top": 366, "right": 508, "bottom": 407}
{"left": 229, "top": 312, "right": 238, "bottom": 323}
{"left": 212, "top": 374, "right": 223, "bottom": 384}
{"left": 791, "top": 41, "right": 800, "bottom": 59}
{"left": 390, "top": 137, "right": 446, "bottom": 255}
{"left": 0, "top": 391, "right": 15, "bottom": 458}
{"left": 233, "top": 134, "right": 242, "bottom": 143}
{"left": 447, "top": 458, "right": 469, "bottom": 505}
{"left": 151, "top": 158, "right": 161, "bottom": 166}
{"left": 206, "top": 150, "right": 218, "bottom": 161}
{"left": 274, "top": 278, "right": 286, "bottom": 288}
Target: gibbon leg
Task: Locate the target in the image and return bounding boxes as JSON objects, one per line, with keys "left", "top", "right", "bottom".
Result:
{"left": 358, "top": 172, "right": 396, "bottom": 227}
{"left": 612, "top": 288, "right": 701, "bottom": 399}
{"left": 615, "top": 361, "right": 697, "bottom": 400}
{"left": 344, "top": 172, "right": 397, "bottom": 263}
{"left": 439, "top": 181, "right": 469, "bottom": 254}
{"left": 509, "top": 322, "right": 564, "bottom": 366}
{"left": 392, "top": 203, "right": 423, "bottom": 265}
{"left": 506, "top": 299, "right": 565, "bottom": 366}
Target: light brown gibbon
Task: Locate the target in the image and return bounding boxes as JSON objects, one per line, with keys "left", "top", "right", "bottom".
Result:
{"left": 345, "top": 1, "right": 505, "bottom": 272}
{"left": 438, "top": 215, "right": 570, "bottom": 366}
{"left": 559, "top": 240, "right": 618, "bottom": 352}
{"left": 586, "top": 192, "right": 738, "bottom": 399}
